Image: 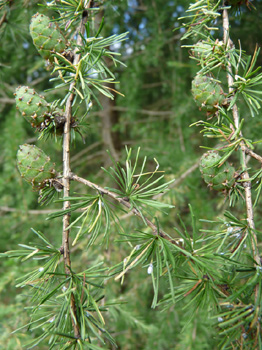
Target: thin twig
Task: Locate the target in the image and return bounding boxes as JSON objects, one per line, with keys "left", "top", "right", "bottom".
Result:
{"left": 0, "top": 11, "right": 7, "bottom": 28}
{"left": 71, "top": 141, "right": 102, "bottom": 163}
{"left": 223, "top": 2, "right": 261, "bottom": 303}
{"left": 244, "top": 147, "right": 262, "bottom": 164}
{"left": 0, "top": 97, "right": 15, "bottom": 104}
{"left": 62, "top": 6, "right": 91, "bottom": 339}
{"left": 92, "top": 107, "right": 173, "bottom": 117}
{"left": 70, "top": 172, "right": 183, "bottom": 248}
{"left": 153, "top": 161, "right": 199, "bottom": 200}
{"left": 112, "top": 106, "right": 173, "bottom": 116}
{"left": 0, "top": 206, "right": 56, "bottom": 214}
{"left": 223, "top": 5, "right": 258, "bottom": 254}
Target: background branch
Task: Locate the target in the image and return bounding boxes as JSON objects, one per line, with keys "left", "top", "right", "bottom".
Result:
{"left": 0, "top": 206, "right": 56, "bottom": 214}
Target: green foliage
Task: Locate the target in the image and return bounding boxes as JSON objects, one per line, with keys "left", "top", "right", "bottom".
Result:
{"left": 229, "top": 47, "right": 262, "bottom": 117}
{"left": 49, "top": 193, "right": 122, "bottom": 248}
{"left": 50, "top": 21, "right": 128, "bottom": 106}
{"left": 44, "top": 0, "right": 100, "bottom": 27}
{"left": 178, "top": 0, "right": 221, "bottom": 41}
{"left": 1, "top": 0, "right": 262, "bottom": 349}
{"left": 103, "top": 147, "right": 175, "bottom": 215}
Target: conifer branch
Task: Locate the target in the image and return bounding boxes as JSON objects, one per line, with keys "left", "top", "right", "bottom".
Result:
{"left": 0, "top": 206, "right": 56, "bottom": 214}
{"left": 223, "top": 5, "right": 257, "bottom": 254}
{"left": 244, "top": 147, "right": 262, "bottom": 164}
{"left": 223, "top": 1, "right": 261, "bottom": 302}
{"left": 8, "top": 1, "right": 262, "bottom": 347}
{"left": 62, "top": 3, "right": 92, "bottom": 339}
{"left": 70, "top": 173, "right": 182, "bottom": 248}
{"left": 0, "top": 12, "right": 7, "bottom": 28}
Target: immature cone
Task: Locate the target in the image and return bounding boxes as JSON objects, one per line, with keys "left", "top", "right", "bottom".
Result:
{"left": 17, "top": 144, "right": 56, "bottom": 189}
{"left": 191, "top": 40, "right": 224, "bottom": 60}
{"left": 30, "top": 13, "right": 67, "bottom": 62}
{"left": 14, "top": 86, "right": 65, "bottom": 131}
{"left": 199, "top": 151, "right": 235, "bottom": 191}
{"left": 192, "top": 75, "right": 226, "bottom": 115}
{"left": 15, "top": 86, "right": 50, "bottom": 128}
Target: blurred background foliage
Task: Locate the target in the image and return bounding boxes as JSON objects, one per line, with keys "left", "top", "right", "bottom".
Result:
{"left": 0, "top": 0, "right": 262, "bottom": 349}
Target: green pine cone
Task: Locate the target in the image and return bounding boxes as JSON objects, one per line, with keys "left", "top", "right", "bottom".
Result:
{"left": 199, "top": 151, "right": 220, "bottom": 172}
{"left": 191, "top": 41, "right": 213, "bottom": 59}
{"left": 199, "top": 151, "right": 235, "bottom": 191}
{"left": 192, "top": 75, "right": 226, "bottom": 115}
{"left": 30, "top": 13, "right": 67, "bottom": 62}
{"left": 191, "top": 40, "right": 224, "bottom": 60}
{"left": 17, "top": 144, "right": 56, "bottom": 189}
{"left": 15, "top": 86, "right": 65, "bottom": 132}
{"left": 15, "top": 86, "right": 50, "bottom": 128}
{"left": 212, "top": 166, "right": 235, "bottom": 191}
